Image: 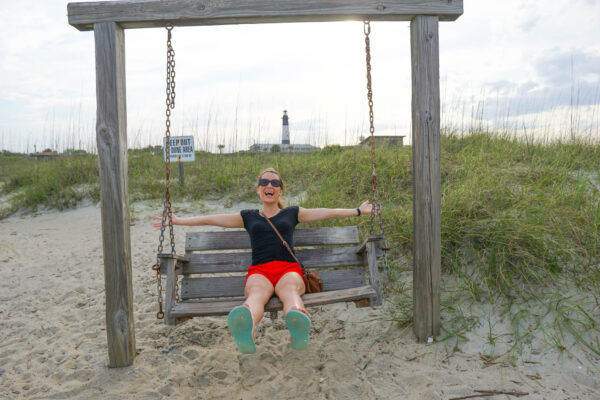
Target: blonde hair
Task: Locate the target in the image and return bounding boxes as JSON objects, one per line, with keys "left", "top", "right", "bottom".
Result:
{"left": 257, "top": 168, "right": 285, "bottom": 209}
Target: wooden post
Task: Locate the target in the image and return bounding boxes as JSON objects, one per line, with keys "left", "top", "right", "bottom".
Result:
{"left": 410, "top": 16, "right": 441, "bottom": 342}
{"left": 94, "top": 22, "right": 136, "bottom": 367}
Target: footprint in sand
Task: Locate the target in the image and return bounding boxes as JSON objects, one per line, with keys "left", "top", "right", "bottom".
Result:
{"left": 238, "top": 352, "right": 280, "bottom": 387}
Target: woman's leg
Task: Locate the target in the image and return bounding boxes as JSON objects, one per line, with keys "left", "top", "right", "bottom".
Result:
{"left": 276, "top": 272, "right": 311, "bottom": 350}
{"left": 244, "top": 273, "right": 275, "bottom": 329}
{"left": 228, "top": 273, "right": 274, "bottom": 353}
{"left": 275, "top": 272, "right": 309, "bottom": 317}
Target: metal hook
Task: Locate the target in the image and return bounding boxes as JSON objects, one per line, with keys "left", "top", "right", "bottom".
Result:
{"left": 364, "top": 20, "right": 371, "bottom": 35}
{"left": 166, "top": 23, "right": 174, "bottom": 40}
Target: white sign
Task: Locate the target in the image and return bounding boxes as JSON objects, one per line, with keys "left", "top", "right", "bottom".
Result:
{"left": 163, "top": 136, "right": 195, "bottom": 162}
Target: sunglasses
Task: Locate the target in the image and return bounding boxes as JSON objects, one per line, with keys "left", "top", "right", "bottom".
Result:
{"left": 258, "top": 178, "right": 282, "bottom": 187}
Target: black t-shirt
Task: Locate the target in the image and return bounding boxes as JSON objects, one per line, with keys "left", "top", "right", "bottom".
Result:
{"left": 240, "top": 206, "right": 300, "bottom": 266}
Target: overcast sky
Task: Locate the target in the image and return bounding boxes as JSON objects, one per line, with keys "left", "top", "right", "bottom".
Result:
{"left": 1, "top": 0, "right": 599, "bottom": 153}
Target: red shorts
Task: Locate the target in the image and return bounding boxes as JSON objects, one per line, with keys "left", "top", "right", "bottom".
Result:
{"left": 245, "top": 260, "right": 303, "bottom": 288}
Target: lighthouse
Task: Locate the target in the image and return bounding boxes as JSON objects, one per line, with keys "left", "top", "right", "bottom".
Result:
{"left": 248, "top": 110, "right": 319, "bottom": 153}
{"left": 282, "top": 110, "right": 290, "bottom": 145}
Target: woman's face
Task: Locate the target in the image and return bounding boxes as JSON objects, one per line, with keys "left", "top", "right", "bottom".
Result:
{"left": 256, "top": 172, "right": 283, "bottom": 205}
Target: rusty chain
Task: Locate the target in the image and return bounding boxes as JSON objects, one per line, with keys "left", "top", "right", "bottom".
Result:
{"left": 364, "top": 21, "right": 378, "bottom": 235}
{"left": 364, "top": 20, "right": 390, "bottom": 281}
{"left": 164, "top": 23, "right": 176, "bottom": 257}
{"left": 153, "top": 23, "right": 179, "bottom": 319}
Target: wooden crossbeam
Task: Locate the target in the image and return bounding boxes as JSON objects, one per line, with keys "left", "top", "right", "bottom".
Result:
{"left": 68, "top": 0, "right": 463, "bottom": 31}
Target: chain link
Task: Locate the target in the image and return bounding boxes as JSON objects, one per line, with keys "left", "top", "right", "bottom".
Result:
{"left": 364, "top": 21, "right": 390, "bottom": 283}
{"left": 154, "top": 24, "right": 179, "bottom": 319}
{"left": 151, "top": 262, "right": 164, "bottom": 319}
{"left": 364, "top": 20, "right": 378, "bottom": 235}
{"left": 164, "top": 23, "right": 176, "bottom": 256}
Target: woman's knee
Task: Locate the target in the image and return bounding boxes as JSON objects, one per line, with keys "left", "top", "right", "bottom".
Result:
{"left": 245, "top": 274, "right": 274, "bottom": 299}
{"left": 275, "top": 273, "right": 305, "bottom": 296}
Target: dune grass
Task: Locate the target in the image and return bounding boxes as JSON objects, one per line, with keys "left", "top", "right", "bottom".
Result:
{"left": 0, "top": 154, "right": 100, "bottom": 216}
{"left": 2, "top": 132, "right": 599, "bottom": 362}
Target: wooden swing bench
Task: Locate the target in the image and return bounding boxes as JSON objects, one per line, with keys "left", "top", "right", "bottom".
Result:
{"left": 158, "top": 226, "right": 384, "bottom": 325}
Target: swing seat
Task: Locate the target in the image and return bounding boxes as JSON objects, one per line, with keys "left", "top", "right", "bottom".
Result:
{"left": 158, "top": 226, "right": 384, "bottom": 325}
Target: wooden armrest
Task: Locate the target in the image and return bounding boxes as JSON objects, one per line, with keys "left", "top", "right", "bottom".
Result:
{"left": 157, "top": 253, "right": 189, "bottom": 263}
{"left": 355, "top": 235, "right": 383, "bottom": 254}
{"left": 158, "top": 254, "right": 189, "bottom": 275}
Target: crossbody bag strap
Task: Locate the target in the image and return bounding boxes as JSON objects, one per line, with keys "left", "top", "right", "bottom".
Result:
{"left": 259, "top": 211, "right": 305, "bottom": 272}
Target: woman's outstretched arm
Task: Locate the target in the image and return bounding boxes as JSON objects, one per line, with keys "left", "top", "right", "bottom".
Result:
{"left": 153, "top": 212, "right": 244, "bottom": 229}
{"left": 298, "top": 200, "right": 374, "bottom": 223}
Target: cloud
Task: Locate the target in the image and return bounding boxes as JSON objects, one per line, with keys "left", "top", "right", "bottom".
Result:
{"left": 3, "top": 0, "right": 600, "bottom": 152}
{"left": 535, "top": 48, "right": 600, "bottom": 85}
{"left": 518, "top": 18, "right": 539, "bottom": 33}
{"left": 461, "top": 47, "right": 600, "bottom": 119}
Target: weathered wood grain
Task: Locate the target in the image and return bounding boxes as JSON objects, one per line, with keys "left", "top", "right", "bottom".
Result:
{"left": 356, "top": 235, "right": 384, "bottom": 256}
{"left": 186, "top": 226, "right": 359, "bottom": 251}
{"left": 157, "top": 253, "right": 189, "bottom": 263}
{"left": 161, "top": 246, "right": 364, "bottom": 274}
{"left": 170, "top": 286, "right": 377, "bottom": 317}
{"left": 163, "top": 257, "right": 178, "bottom": 325}
{"left": 366, "top": 239, "right": 382, "bottom": 306}
{"left": 68, "top": 0, "right": 464, "bottom": 31}
{"left": 180, "top": 268, "right": 366, "bottom": 299}
{"left": 94, "top": 22, "right": 136, "bottom": 367}
{"left": 410, "top": 15, "right": 441, "bottom": 342}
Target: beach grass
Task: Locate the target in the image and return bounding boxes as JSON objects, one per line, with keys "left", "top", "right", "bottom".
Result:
{"left": 1, "top": 131, "right": 599, "bottom": 362}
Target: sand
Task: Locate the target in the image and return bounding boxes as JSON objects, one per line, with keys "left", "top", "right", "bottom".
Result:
{"left": 0, "top": 201, "right": 599, "bottom": 399}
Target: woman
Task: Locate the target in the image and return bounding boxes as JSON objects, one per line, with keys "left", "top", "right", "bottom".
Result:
{"left": 154, "top": 167, "right": 373, "bottom": 354}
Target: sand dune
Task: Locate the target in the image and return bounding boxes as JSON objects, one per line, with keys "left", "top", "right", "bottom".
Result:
{"left": 0, "top": 202, "right": 598, "bottom": 399}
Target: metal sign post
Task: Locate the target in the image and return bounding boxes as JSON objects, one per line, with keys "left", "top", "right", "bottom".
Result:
{"left": 178, "top": 156, "right": 184, "bottom": 186}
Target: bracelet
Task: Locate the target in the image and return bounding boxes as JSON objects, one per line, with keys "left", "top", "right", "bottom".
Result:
{"left": 356, "top": 208, "right": 361, "bottom": 216}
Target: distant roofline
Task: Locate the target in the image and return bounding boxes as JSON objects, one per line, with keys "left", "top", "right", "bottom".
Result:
{"left": 249, "top": 143, "right": 319, "bottom": 147}
{"left": 359, "top": 135, "right": 405, "bottom": 144}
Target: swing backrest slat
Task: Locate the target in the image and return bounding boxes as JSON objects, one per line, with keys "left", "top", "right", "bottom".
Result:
{"left": 180, "top": 268, "right": 365, "bottom": 300}
{"left": 180, "top": 246, "right": 363, "bottom": 274}
{"left": 185, "top": 226, "right": 359, "bottom": 251}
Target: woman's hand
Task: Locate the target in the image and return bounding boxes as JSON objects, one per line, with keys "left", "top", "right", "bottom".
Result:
{"left": 152, "top": 214, "right": 178, "bottom": 229}
{"left": 358, "top": 200, "right": 376, "bottom": 215}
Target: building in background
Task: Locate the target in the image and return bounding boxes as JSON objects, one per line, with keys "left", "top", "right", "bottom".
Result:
{"left": 358, "top": 135, "right": 405, "bottom": 149}
{"left": 249, "top": 110, "right": 320, "bottom": 153}
{"left": 30, "top": 150, "right": 61, "bottom": 160}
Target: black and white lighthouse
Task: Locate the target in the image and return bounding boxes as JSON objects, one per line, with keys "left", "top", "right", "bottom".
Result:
{"left": 282, "top": 110, "right": 290, "bottom": 145}
{"left": 248, "top": 110, "right": 318, "bottom": 153}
